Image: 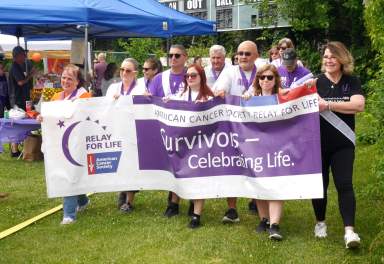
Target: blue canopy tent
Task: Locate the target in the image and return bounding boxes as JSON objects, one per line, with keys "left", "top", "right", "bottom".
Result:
{"left": 0, "top": 0, "right": 216, "bottom": 74}
{"left": 0, "top": 0, "right": 215, "bottom": 39}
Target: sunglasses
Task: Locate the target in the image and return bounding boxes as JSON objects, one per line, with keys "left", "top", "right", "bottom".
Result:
{"left": 143, "top": 67, "right": 152, "bottom": 72}
{"left": 185, "top": 73, "right": 199, "bottom": 79}
{"left": 120, "top": 68, "right": 135, "bottom": 73}
{"left": 259, "top": 75, "right": 274, "bottom": 81}
{"left": 279, "top": 46, "right": 287, "bottom": 51}
{"left": 237, "top": 51, "right": 252, "bottom": 57}
{"left": 168, "top": 53, "right": 182, "bottom": 59}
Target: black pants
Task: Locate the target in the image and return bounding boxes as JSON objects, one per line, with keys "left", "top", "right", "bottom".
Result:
{"left": 312, "top": 147, "right": 356, "bottom": 226}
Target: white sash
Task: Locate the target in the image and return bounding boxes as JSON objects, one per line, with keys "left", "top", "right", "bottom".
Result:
{"left": 161, "top": 69, "right": 172, "bottom": 96}
{"left": 320, "top": 110, "right": 356, "bottom": 145}
{"left": 290, "top": 73, "right": 314, "bottom": 89}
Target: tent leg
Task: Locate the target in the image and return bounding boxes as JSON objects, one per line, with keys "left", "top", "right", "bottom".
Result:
{"left": 84, "top": 24, "right": 89, "bottom": 89}
{"left": 166, "top": 37, "right": 172, "bottom": 67}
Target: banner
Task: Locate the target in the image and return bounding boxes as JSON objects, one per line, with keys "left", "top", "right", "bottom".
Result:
{"left": 42, "top": 86, "right": 323, "bottom": 199}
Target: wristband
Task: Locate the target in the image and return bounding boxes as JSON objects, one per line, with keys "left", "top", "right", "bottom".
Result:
{"left": 327, "top": 101, "right": 331, "bottom": 111}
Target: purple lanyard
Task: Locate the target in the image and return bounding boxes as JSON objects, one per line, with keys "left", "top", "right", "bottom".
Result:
{"left": 188, "top": 88, "right": 192, "bottom": 102}
{"left": 239, "top": 66, "right": 257, "bottom": 90}
{"left": 145, "top": 79, "right": 150, "bottom": 89}
{"left": 211, "top": 67, "right": 222, "bottom": 81}
{"left": 120, "top": 80, "right": 136, "bottom": 96}
{"left": 62, "top": 89, "right": 78, "bottom": 100}
{"left": 169, "top": 69, "right": 186, "bottom": 94}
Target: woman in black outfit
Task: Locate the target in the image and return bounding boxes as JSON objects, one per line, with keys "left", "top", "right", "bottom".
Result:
{"left": 312, "top": 41, "right": 365, "bottom": 249}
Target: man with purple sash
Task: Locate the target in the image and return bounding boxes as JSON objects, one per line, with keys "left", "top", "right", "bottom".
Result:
{"left": 213, "top": 40, "right": 259, "bottom": 223}
{"left": 278, "top": 48, "right": 312, "bottom": 89}
{"left": 204, "top": 45, "right": 231, "bottom": 88}
{"left": 148, "top": 44, "right": 188, "bottom": 98}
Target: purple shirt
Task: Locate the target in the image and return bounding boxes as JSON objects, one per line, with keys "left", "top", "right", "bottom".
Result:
{"left": 148, "top": 71, "right": 185, "bottom": 97}
{"left": 94, "top": 62, "right": 107, "bottom": 90}
{"left": 278, "top": 65, "right": 311, "bottom": 89}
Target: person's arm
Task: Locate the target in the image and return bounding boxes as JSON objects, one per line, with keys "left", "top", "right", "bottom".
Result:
{"left": 319, "top": 95, "right": 365, "bottom": 114}
{"left": 16, "top": 67, "right": 36, "bottom": 87}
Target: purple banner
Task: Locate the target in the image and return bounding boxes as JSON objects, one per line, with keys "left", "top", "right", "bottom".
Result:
{"left": 134, "top": 95, "right": 321, "bottom": 179}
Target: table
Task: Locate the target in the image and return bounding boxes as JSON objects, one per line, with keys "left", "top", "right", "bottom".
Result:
{"left": 0, "top": 118, "right": 41, "bottom": 152}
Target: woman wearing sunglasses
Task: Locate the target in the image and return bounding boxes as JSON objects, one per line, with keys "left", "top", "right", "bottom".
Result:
{"left": 137, "top": 57, "right": 163, "bottom": 92}
{"left": 244, "top": 64, "right": 284, "bottom": 240}
{"left": 106, "top": 58, "right": 145, "bottom": 99}
{"left": 166, "top": 64, "right": 214, "bottom": 228}
{"left": 106, "top": 58, "right": 146, "bottom": 213}
{"left": 271, "top": 38, "right": 303, "bottom": 68}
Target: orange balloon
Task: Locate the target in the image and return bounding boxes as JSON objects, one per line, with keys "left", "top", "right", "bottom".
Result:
{"left": 31, "top": 52, "right": 42, "bottom": 62}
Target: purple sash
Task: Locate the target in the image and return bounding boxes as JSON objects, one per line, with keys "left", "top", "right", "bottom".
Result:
{"left": 120, "top": 80, "right": 136, "bottom": 96}
{"left": 239, "top": 66, "right": 257, "bottom": 91}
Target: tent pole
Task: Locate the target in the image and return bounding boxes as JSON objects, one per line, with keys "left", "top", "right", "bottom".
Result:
{"left": 166, "top": 37, "right": 171, "bottom": 68}
{"left": 84, "top": 24, "right": 89, "bottom": 88}
{"left": 24, "top": 40, "right": 29, "bottom": 75}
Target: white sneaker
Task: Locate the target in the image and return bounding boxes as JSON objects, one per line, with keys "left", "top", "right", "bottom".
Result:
{"left": 60, "top": 217, "right": 75, "bottom": 225}
{"left": 76, "top": 199, "right": 90, "bottom": 212}
{"left": 344, "top": 231, "right": 361, "bottom": 249}
{"left": 314, "top": 222, "right": 327, "bottom": 238}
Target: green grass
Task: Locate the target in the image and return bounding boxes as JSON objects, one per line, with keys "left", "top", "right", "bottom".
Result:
{"left": 0, "top": 117, "right": 383, "bottom": 263}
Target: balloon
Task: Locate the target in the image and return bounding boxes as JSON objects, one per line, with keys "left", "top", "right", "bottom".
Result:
{"left": 31, "top": 52, "right": 42, "bottom": 62}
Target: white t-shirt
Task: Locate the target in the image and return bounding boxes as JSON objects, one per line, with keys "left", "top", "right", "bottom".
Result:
{"left": 105, "top": 81, "right": 146, "bottom": 98}
{"left": 204, "top": 63, "right": 232, "bottom": 89}
{"left": 169, "top": 88, "right": 200, "bottom": 102}
{"left": 213, "top": 65, "right": 257, "bottom": 96}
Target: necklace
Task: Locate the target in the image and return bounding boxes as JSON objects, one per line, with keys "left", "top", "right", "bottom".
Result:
{"left": 326, "top": 72, "right": 342, "bottom": 89}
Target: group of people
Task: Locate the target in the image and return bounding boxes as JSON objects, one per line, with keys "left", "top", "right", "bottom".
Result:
{"left": 3, "top": 36, "right": 364, "bottom": 249}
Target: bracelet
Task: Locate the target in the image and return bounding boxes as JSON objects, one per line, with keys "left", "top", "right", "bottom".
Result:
{"left": 327, "top": 101, "right": 331, "bottom": 111}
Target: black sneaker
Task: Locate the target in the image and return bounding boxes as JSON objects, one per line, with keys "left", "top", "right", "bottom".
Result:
{"left": 187, "top": 201, "right": 194, "bottom": 217}
{"left": 248, "top": 200, "right": 258, "bottom": 214}
{"left": 120, "top": 203, "right": 133, "bottom": 213}
{"left": 256, "top": 217, "right": 269, "bottom": 233}
{"left": 11, "top": 151, "right": 21, "bottom": 158}
{"left": 117, "top": 192, "right": 127, "bottom": 209}
{"left": 269, "top": 223, "right": 283, "bottom": 241}
{"left": 222, "top": 208, "right": 240, "bottom": 223}
{"left": 188, "top": 214, "right": 201, "bottom": 229}
{"left": 164, "top": 202, "right": 179, "bottom": 218}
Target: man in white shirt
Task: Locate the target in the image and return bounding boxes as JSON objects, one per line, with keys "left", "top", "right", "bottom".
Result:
{"left": 213, "top": 40, "right": 258, "bottom": 97}
{"left": 213, "top": 40, "right": 259, "bottom": 223}
{"left": 204, "top": 45, "right": 231, "bottom": 88}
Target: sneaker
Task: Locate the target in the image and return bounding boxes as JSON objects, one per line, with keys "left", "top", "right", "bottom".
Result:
{"left": 117, "top": 192, "right": 127, "bottom": 209}
{"left": 164, "top": 202, "right": 179, "bottom": 218}
{"left": 187, "top": 201, "right": 194, "bottom": 217}
{"left": 256, "top": 217, "right": 270, "bottom": 233}
{"left": 76, "top": 199, "right": 90, "bottom": 212}
{"left": 188, "top": 214, "right": 201, "bottom": 229}
{"left": 11, "top": 151, "right": 21, "bottom": 158}
{"left": 60, "top": 217, "right": 75, "bottom": 225}
{"left": 120, "top": 202, "right": 133, "bottom": 213}
{"left": 248, "top": 200, "right": 258, "bottom": 214}
{"left": 314, "top": 222, "right": 327, "bottom": 238}
{"left": 269, "top": 223, "right": 283, "bottom": 241}
{"left": 344, "top": 231, "right": 361, "bottom": 249}
{"left": 222, "top": 208, "right": 240, "bottom": 223}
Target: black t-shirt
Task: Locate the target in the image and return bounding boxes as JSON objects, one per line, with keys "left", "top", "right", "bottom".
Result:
{"left": 8, "top": 61, "right": 33, "bottom": 110}
{"left": 316, "top": 73, "right": 363, "bottom": 148}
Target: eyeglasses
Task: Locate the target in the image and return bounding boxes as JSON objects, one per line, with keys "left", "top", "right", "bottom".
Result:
{"left": 185, "top": 73, "right": 199, "bottom": 79}
{"left": 168, "top": 53, "right": 182, "bottom": 59}
{"left": 279, "top": 46, "right": 287, "bottom": 51}
{"left": 143, "top": 67, "right": 152, "bottom": 72}
{"left": 120, "top": 68, "right": 135, "bottom": 73}
{"left": 259, "top": 75, "right": 274, "bottom": 81}
{"left": 237, "top": 51, "right": 252, "bottom": 57}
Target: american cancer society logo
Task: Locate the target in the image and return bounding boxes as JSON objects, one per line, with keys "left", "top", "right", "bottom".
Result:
{"left": 58, "top": 116, "right": 122, "bottom": 175}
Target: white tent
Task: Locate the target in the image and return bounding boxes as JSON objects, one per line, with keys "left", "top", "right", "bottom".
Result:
{"left": 0, "top": 34, "right": 71, "bottom": 52}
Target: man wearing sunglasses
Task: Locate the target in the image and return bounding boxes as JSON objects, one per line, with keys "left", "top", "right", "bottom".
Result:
{"left": 148, "top": 44, "right": 188, "bottom": 97}
{"left": 213, "top": 40, "right": 259, "bottom": 97}
{"left": 212, "top": 40, "right": 260, "bottom": 224}
{"left": 278, "top": 48, "right": 312, "bottom": 89}
{"left": 204, "top": 45, "right": 231, "bottom": 88}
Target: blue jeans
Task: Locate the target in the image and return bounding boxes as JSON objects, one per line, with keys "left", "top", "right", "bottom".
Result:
{"left": 63, "top": 194, "right": 88, "bottom": 219}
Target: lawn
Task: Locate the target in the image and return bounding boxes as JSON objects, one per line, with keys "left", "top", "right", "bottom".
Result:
{"left": 0, "top": 117, "right": 383, "bottom": 263}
